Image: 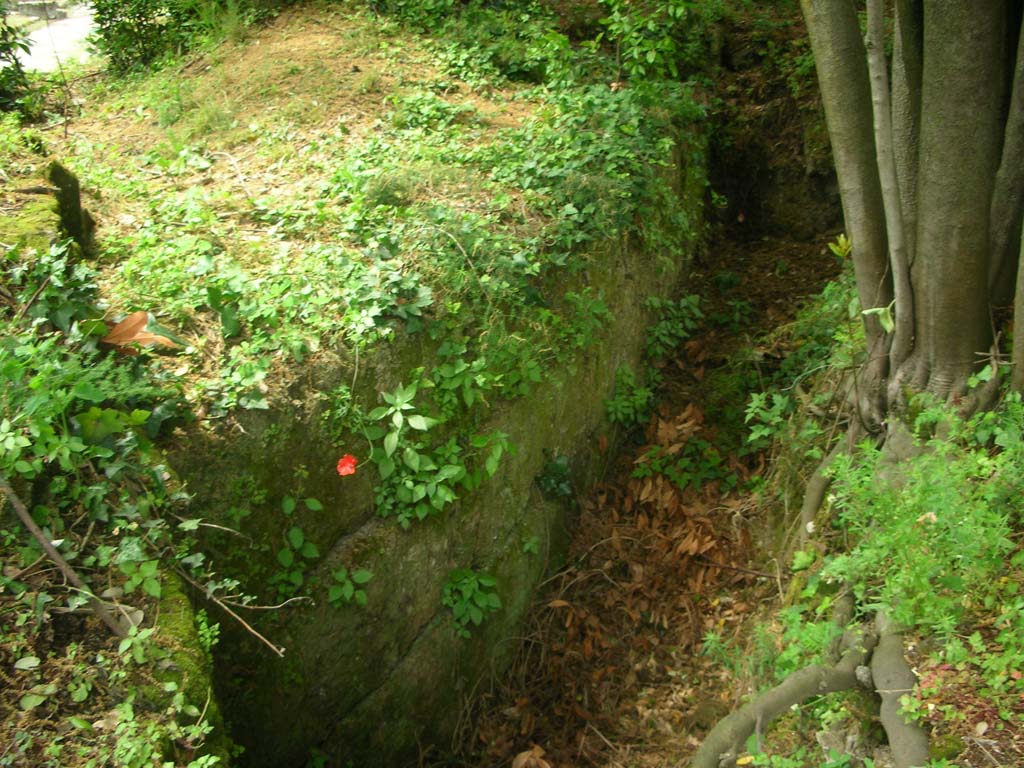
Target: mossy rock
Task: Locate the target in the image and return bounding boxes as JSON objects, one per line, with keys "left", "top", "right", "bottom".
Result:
{"left": 151, "top": 572, "right": 234, "bottom": 765}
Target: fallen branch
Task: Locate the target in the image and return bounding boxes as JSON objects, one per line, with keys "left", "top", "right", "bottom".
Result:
{"left": 690, "top": 626, "right": 877, "bottom": 768}
{"left": 1, "top": 475, "right": 128, "bottom": 638}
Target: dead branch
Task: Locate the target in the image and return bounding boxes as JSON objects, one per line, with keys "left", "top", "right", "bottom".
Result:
{"left": 0, "top": 474, "right": 128, "bottom": 638}
{"left": 176, "top": 568, "right": 287, "bottom": 657}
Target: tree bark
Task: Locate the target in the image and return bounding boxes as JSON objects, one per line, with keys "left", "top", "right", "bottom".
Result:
{"left": 871, "top": 614, "right": 930, "bottom": 768}
{"left": 891, "top": 0, "right": 922, "bottom": 274}
{"left": 865, "top": 0, "right": 913, "bottom": 371}
{"left": 989, "top": 16, "right": 1024, "bottom": 307}
{"left": 801, "top": 0, "right": 891, "bottom": 421}
{"left": 1012, "top": 229, "right": 1024, "bottom": 390}
{"left": 897, "top": 1, "right": 1007, "bottom": 397}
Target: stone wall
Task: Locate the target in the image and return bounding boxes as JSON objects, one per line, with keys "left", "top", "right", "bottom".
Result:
{"left": 172, "top": 132, "right": 709, "bottom": 767}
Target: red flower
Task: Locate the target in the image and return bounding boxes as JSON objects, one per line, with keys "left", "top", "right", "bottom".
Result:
{"left": 336, "top": 454, "right": 357, "bottom": 476}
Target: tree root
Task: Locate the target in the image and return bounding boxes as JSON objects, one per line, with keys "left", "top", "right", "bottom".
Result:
{"left": 798, "top": 424, "right": 867, "bottom": 544}
{"left": 690, "top": 611, "right": 934, "bottom": 768}
{"left": 871, "top": 613, "right": 930, "bottom": 768}
{"left": 798, "top": 440, "right": 845, "bottom": 544}
{"left": 689, "top": 627, "right": 877, "bottom": 768}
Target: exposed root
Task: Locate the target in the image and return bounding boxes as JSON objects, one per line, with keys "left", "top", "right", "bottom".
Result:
{"left": 689, "top": 626, "right": 877, "bottom": 768}
{"left": 798, "top": 423, "right": 868, "bottom": 544}
{"left": 871, "top": 613, "right": 930, "bottom": 768}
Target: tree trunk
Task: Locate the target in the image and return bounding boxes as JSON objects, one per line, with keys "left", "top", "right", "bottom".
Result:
{"left": 801, "top": 0, "right": 891, "bottom": 422}
{"left": 989, "top": 16, "right": 1024, "bottom": 307}
{"left": 865, "top": 0, "right": 913, "bottom": 371}
{"left": 894, "top": 1, "right": 1006, "bottom": 397}
{"left": 891, "top": 0, "right": 922, "bottom": 274}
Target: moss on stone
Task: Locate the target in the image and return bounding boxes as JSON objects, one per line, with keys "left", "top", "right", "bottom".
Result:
{"left": 0, "top": 195, "right": 63, "bottom": 255}
{"left": 153, "top": 572, "right": 234, "bottom": 765}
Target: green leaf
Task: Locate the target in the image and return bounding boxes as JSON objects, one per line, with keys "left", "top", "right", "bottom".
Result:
{"left": 352, "top": 569, "right": 373, "bottom": 584}
{"left": 392, "top": 410, "right": 404, "bottom": 429}
{"left": 14, "top": 656, "right": 40, "bottom": 670}
{"left": 220, "top": 304, "right": 242, "bottom": 338}
{"left": 403, "top": 446, "right": 420, "bottom": 471}
{"left": 407, "top": 414, "right": 435, "bottom": 431}
{"left": 69, "top": 717, "right": 92, "bottom": 730}
{"left": 300, "top": 541, "right": 319, "bottom": 559}
{"left": 378, "top": 455, "right": 395, "bottom": 479}
{"left": 862, "top": 305, "right": 895, "bottom": 333}
{"left": 368, "top": 406, "right": 389, "bottom": 420}
{"left": 277, "top": 548, "right": 295, "bottom": 567}
{"left": 485, "top": 446, "right": 502, "bottom": 477}
{"left": 20, "top": 694, "right": 48, "bottom": 711}
{"left": 282, "top": 496, "right": 296, "bottom": 516}
{"left": 436, "top": 464, "right": 463, "bottom": 481}
{"left": 143, "top": 577, "right": 161, "bottom": 598}
{"left": 384, "top": 430, "right": 399, "bottom": 457}
{"left": 304, "top": 497, "right": 323, "bottom": 511}
{"left": 72, "top": 381, "right": 107, "bottom": 403}
{"left": 791, "top": 550, "right": 816, "bottom": 572}
{"left": 287, "top": 526, "right": 305, "bottom": 549}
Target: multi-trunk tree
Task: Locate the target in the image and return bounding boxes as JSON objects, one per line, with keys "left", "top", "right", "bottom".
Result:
{"left": 694, "top": 2, "right": 1024, "bottom": 766}
{"left": 805, "top": 0, "right": 1024, "bottom": 423}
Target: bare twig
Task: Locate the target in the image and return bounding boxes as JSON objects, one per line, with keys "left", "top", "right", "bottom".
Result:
{"left": 175, "top": 568, "right": 286, "bottom": 657}
{"left": 1, "top": 475, "right": 127, "bottom": 638}
{"left": 693, "top": 556, "right": 774, "bottom": 580}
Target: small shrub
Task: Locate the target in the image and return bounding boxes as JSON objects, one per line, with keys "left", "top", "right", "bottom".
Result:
{"left": 0, "top": 7, "right": 30, "bottom": 111}
{"left": 442, "top": 568, "right": 501, "bottom": 638}
{"left": 605, "top": 366, "right": 654, "bottom": 427}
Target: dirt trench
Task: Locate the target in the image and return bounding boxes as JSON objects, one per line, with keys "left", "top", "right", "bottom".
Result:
{"left": 451, "top": 36, "right": 845, "bottom": 757}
